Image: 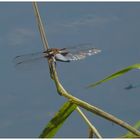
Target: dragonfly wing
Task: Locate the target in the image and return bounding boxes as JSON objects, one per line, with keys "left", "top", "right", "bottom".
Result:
{"left": 14, "top": 51, "right": 48, "bottom": 65}
{"left": 64, "top": 48, "right": 101, "bottom": 61}
{"left": 64, "top": 43, "right": 97, "bottom": 53}
{"left": 55, "top": 53, "right": 70, "bottom": 62}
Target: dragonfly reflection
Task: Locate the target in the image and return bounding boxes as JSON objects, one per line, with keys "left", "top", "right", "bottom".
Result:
{"left": 14, "top": 43, "right": 101, "bottom": 66}
{"left": 124, "top": 83, "right": 140, "bottom": 90}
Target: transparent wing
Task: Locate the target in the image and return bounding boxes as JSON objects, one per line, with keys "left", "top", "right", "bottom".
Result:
{"left": 60, "top": 43, "right": 101, "bottom": 61}
{"left": 64, "top": 48, "right": 101, "bottom": 61}
{"left": 14, "top": 51, "right": 47, "bottom": 66}
{"left": 55, "top": 54, "right": 70, "bottom": 62}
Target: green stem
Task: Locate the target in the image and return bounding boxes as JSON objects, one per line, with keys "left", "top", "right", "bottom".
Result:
{"left": 32, "top": 2, "right": 49, "bottom": 50}
{"left": 50, "top": 62, "right": 140, "bottom": 136}
{"left": 76, "top": 107, "right": 102, "bottom": 138}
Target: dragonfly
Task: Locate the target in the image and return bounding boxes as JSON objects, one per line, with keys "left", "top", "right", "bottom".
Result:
{"left": 14, "top": 43, "right": 101, "bottom": 66}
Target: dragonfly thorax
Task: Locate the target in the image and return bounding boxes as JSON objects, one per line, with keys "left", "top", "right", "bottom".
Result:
{"left": 44, "top": 48, "right": 60, "bottom": 57}
{"left": 43, "top": 48, "right": 70, "bottom": 62}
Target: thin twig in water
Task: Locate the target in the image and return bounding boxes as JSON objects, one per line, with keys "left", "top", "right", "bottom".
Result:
{"left": 89, "top": 127, "right": 94, "bottom": 138}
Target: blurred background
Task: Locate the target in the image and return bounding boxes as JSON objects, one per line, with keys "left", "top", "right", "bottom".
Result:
{"left": 0, "top": 2, "right": 140, "bottom": 138}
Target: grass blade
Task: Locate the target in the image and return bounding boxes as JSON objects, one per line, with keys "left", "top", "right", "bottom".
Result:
{"left": 122, "top": 120, "right": 140, "bottom": 138}
{"left": 39, "top": 101, "right": 76, "bottom": 138}
{"left": 87, "top": 63, "right": 140, "bottom": 88}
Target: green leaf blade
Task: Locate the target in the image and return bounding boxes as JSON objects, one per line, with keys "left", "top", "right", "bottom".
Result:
{"left": 39, "top": 101, "right": 77, "bottom": 138}
{"left": 88, "top": 63, "right": 140, "bottom": 88}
